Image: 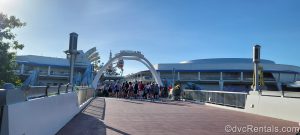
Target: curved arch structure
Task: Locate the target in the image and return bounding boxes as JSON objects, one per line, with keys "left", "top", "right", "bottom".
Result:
{"left": 92, "top": 51, "right": 163, "bottom": 89}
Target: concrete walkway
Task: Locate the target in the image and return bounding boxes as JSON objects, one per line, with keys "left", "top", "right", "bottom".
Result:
{"left": 57, "top": 98, "right": 299, "bottom": 135}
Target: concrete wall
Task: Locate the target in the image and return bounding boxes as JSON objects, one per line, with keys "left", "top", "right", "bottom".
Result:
{"left": 7, "top": 93, "right": 81, "bottom": 135}
{"left": 77, "top": 88, "right": 94, "bottom": 105}
{"left": 245, "top": 91, "right": 300, "bottom": 123}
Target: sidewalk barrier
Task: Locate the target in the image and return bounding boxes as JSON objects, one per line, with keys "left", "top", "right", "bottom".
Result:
{"left": 183, "top": 89, "right": 247, "bottom": 108}
{"left": 0, "top": 89, "right": 26, "bottom": 135}
{"left": 77, "top": 87, "right": 94, "bottom": 105}
{"left": 0, "top": 86, "right": 94, "bottom": 135}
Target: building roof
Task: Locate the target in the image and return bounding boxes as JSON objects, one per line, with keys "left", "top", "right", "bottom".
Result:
{"left": 180, "top": 58, "right": 275, "bottom": 64}
{"left": 16, "top": 55, "right": 69, "bottom": 67}
{"left": 16, "top": 54, "right": 91, "bottom": 68}
{"left": 153, "top": 58, "right": 300, "bottom": 74}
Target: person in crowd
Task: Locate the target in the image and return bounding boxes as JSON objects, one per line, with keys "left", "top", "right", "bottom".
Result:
{"left": 154, "top": 83, "right": 160, "bottom": 99}
{"left": 164, "top": 86, "right": 168, "bottom": 98}
{"left": 124, "top": 81, "right": 129, "bottom": 98}
{"left": 114, "top": 82, "right": 120, "bottom": 98}
{"left": 108, "top": 83, "right": 113, "bottom": 97}
{"left": 111, "top": 82, "right": 116, "bottom": 97}
{"left": 134, "top": 81, "right": 139, "bottom": 99}
{"left": 121, "top": 82, "right": 126, "bottom": 98}
{"left": 128, "top": 82, "right": 133, "bottom": 99}
{"left": 149, "top": 82, "right": 155, "bottom": 101}
{"left": 145, "top": 83, "right": 151, "bottom": 99}
{"left": 125, "top": 81, "right": 129, "bottom": 98}
{"left": 103, "top": 83, "right": 109, "bottom": 97}
{"left": 138, "top": 81, "right": 144, "bottom": 100}
{"left": 168, "top": 85, "right": 173, "bottom": 98}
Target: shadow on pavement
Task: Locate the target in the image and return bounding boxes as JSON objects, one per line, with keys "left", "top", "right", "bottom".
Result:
{"left": 121, "top": 100, "right": 144, "bottom": 104}
{"left": 124, "top": 98, "right": 205, "bottom": 107}
{"left": 106, "top": 125, "right": 130, "bottom": 135}
{"left": 56, "top": 98, "right": 130, "bottom": 135}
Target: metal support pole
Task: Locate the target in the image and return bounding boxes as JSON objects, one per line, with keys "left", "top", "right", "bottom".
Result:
{"left": 48, "top": 66, "right": 51, "bottom": 76}
{"left": 219, "top": 80, "right": 224, "bottom": 91}
{"left": 240, "top": 72, "right": 243, "bottom": 81}
{"left": 70, "top": 54, "right": 75, "bottom": 85}
{"left": 254, "top": 63, "right": 259, "bottom": 91}
{"left": 220, "top": 72, "right": 223, "bottom": 81}
{"left": 58, "top": 84, "right": 61, "bottom": 95}
{"left": 65, "top": 32, "right": 79, "bottom": 91}
{"left": 253, "top": 45, "right": 261, "bottom": 91}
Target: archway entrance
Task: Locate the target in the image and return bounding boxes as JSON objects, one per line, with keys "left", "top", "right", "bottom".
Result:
{"left": 92, "top": 50, "right": 163, "bottom": 88}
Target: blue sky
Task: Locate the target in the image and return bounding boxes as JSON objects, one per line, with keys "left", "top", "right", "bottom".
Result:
{"left": 1, "top": 0, "right": 300, "bottom": 75}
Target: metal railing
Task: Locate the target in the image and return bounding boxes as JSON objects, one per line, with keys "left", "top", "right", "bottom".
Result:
{"left": 24, "top": 85, "right": 73, "bottom": 100}
{"left": 183, "top": 89, "right": 248, "bottom": 108}
{"left": 23, "top": 85, "right": 95, "bottom": 103}
{"left": 261, "top": 90, "right": 300, "bottom": 98}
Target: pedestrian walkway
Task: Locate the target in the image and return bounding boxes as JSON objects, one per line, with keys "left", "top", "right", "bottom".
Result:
{"left": 56, "top": 98, "right": 106, "bottom": 135}
{"left": 57, "top": 97, "right": 298, "bottom": 135}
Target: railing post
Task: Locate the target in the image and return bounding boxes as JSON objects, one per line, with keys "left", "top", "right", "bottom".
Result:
{"left": 0, "top": 105, "right": 4, "bottom": 133}
{"left": 58, "top": 84, "right": 61, "bottom": 95}
{"left": 85, "top": 89, "right": 88, "bottom": 101}
{"left": 235, "top": 94, "right": 239, "bottom": 108}
{"left": 45, "top": 85, "right": 49, "bottom": 97}
{"left": 66, "top": 84, "right": 69, "bottom": 93}
{"left": 223, "top": 93, "right": 226, "bottom": 105}
{"left": 221, "top": 93, "right": 224, "bottom": 105}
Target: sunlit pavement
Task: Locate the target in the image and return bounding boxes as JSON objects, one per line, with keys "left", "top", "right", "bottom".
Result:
{"left": 57, "top": 97, "right": 298, "bottom": 135}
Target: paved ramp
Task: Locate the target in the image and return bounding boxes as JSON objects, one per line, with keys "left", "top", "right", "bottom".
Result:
{"left": 57, "top": 98, "right": 106, "bottom": 135}
{"left": 57, "top": 98, "right": 298, "bottom": 135}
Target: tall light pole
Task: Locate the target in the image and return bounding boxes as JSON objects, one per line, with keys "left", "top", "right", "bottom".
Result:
{"left": 65, "top": 32, "right": 79, "bottom": 90}
{"left": 253, "top": 45, "right": 261, "bottom": 91}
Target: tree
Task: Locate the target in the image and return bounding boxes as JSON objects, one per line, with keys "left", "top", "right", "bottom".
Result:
{"left": 0, "top": 13, "right": 26, "bottom": 87}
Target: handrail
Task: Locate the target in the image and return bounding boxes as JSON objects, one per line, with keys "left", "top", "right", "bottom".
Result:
{"left": 261, "top": 90, "right": 300, "bottom": 98}
{"left": 24, "top": 86, "right": 91, "bottom": 101}
{"left": 25, "top": 85, "right": 73, "bottom": 100}
{"left": 184, "top": 89, "right": 248, "bottom": 95}
{"left": 183, "top": 89, "right": 247, "bottom": 108}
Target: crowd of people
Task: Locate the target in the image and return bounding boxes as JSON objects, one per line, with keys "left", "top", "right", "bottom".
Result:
{"left": 99, "top": 81, "right": 169, "bottom": 100}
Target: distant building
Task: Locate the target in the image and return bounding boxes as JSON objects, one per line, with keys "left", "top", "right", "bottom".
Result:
{"left": 14, "top": 50, "right": 92, "bottom": 86}
{"left": 125, "top": 58, "right": 300, "bottom": 92}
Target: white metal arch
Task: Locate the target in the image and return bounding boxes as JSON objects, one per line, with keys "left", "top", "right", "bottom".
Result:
{"left": 92, "top": 51, "right": 163, "bottom": 89}
{"left": 121, "top": 56, "right": 162, "bottom": 87}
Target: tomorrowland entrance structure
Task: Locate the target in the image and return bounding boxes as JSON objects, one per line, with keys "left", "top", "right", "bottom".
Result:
{"left": 92, "top": 50, "right": 163, "bottom": 88}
